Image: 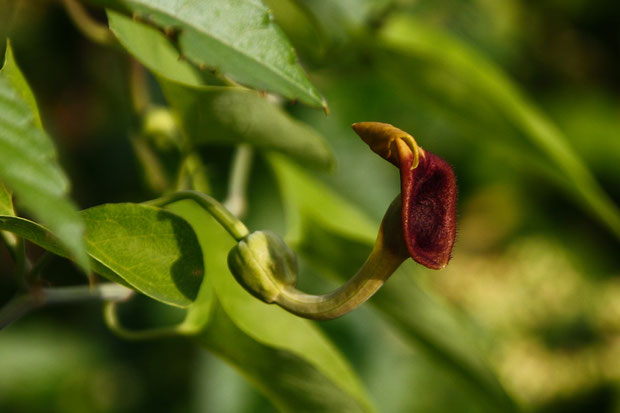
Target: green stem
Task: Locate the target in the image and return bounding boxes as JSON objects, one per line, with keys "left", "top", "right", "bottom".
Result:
{"left": 60, "top": 0, "right": 117, "bottom": 46}
{"left": 229, "top": 196, "right": 409, "bottom": 320}
{"left": 224, "top": 144, "right": 254, "bottom": 218}
{"left": 145, "top": 190, "right": 249, "bottom": 241}
{"left": 0, "top": 283, "right": 133, "bottom": 330}
{"left": 103, "top": 301, "right": 185, "bottom": 340}
{"left": 276, "top": 245, "right": 405, "bottom": 320}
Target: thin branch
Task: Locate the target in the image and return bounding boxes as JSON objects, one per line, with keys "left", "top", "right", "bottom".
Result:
{"left": 60, "top": 0, "right": 117, "bottom": 46}
{"left": 224, "top": 144, "right": 254, "bottom": 218}
{"left": 0, "top": 283, "right": 133, "bottom": 331}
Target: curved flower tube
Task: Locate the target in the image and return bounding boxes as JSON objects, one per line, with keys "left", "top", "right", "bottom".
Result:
{"left": 352, "top": 122, "right": 457, "bottom": 269}
{"left": 227, "top": 122, "right": 457, "bottom": 320}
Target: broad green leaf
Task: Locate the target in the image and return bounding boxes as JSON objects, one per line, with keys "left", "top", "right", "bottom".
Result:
{"left": 0, "top": 41, "right": 90, "bottom": 271}
{"left": 0, "top": 203, "right": 204, "bottom": 307}
{"left": 167, "top": 199, "right": 374, "bottom": 412}
{"left": 269, "top": 155, "right": 517, "bottom": 411}
{"left": 100, "top": 0, "right": 325, "bottom": 107}
{"left": 199, "top": 303, "right": 369, "bottom": 413}
{"left": 160, "top": 78, "right": 334, "bottom": 169}
{"left": 82, "top": 203, "right": 204, "bottom": 307}
{"left": 107, "top": 11, "right": 206, "bottom": 86}
{"left": 379, "top": 15, "right": 620, "bottom": 241}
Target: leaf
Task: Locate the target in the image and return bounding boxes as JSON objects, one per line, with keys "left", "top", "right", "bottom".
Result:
{"left": 378, "top": 15, "right": 620, "bottom": 241}
{"left": 166, "top": 199, "right": 374, "bottom": 412}
{"left": 81, "top": 203, "right": 204, "bottom": 307}
{"left": 0, "top": 203, "right": 204, "bottom": 308}
{"left": 199, "top": 303, "right": 370, "bottom": 413}
{"left": 107, "top": 11, "right": 206, "bottom": 86}
{"left": 269, "top": 155, "right": 518, "bottom": 411}
{"left": 0, "top": 41, "right": 90, "bottom": 272}
{"left": 101, "top": 0, "right": 325, "bottom": 108}
{"left": 160, "top": 78, "right": 334, "bottom": 169}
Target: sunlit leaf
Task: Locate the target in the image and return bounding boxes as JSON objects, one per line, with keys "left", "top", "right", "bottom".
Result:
{"left": 82, "top": 203, "right": 204, "bottom": 307}
{"left": 166, "top": 199, "right": 374, "bottom": 412}
{"left": 199, "top": 303, "right": 370, "bottom": 413}
{"left": 160, "top": 79, "right": 334, "bottom": 169}
{"left": 0, "top": 41, "right": 89, "bottom": 272}
{"left": 100, "top": 0, "right": 325, "bottom": 107}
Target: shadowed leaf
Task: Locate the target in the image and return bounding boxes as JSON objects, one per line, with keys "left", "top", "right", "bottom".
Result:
{"left": 0, "top": 42, "right": 89, "bottom": 272}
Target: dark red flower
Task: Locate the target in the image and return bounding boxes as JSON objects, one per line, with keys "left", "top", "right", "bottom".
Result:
{"left": 352, "top": 122, "right": 457, "bottom": 269}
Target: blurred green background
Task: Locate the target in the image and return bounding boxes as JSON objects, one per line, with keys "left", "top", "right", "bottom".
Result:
{"left": 1, "top": 0, "right": 620, "bottom": 412}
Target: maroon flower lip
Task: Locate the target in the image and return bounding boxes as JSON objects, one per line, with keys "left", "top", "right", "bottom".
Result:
{"left": 352, "top": 122, "right": 457, "bottom": 270}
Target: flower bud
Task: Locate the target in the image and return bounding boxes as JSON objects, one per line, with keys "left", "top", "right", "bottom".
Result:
{"left": 227, "top": 231, "right": 298, "bottom": 303}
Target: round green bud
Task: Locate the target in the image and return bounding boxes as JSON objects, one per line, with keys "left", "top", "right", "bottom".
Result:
{"left": 227, "top": 231, "right": 298, "bottom": 303}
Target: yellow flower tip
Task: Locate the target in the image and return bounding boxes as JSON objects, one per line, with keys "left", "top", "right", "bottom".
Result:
{"left": 352, "top": 122, "right": 420, "bottom": 169}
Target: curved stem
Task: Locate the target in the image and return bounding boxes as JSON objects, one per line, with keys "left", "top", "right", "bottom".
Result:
{"left": 229, "top": 195, "right": 409, "bottom": 320}
{"left": 61, "top": 0, "right": 116, "bottom": 46}
{"left": 103, "top": 301, "right": 187, "bottom": 340}
{"left": 274, "top": 245, "right": 406, "bottom": 320}
{"left": 145, "top": 190, "right": 249, "bottom": 241}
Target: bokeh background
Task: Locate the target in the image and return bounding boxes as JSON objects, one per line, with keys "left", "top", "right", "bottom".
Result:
{"left": 1, "top": 0, "right": 620, "bottom": 412}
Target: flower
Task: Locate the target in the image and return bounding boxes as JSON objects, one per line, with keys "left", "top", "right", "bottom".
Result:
{"left": 353, "top": 122, "right": 457, "bottom": 269}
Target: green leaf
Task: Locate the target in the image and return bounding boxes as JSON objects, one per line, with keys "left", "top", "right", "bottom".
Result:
{"left": 160, "top": 78, "right": 334, "bottom": 169}
{"left": 82, "top": 203, "right": 204, "bottom": 307}
{"left": 102, "top": 0, "right": 325, "bottom": 108}
{"left": 378, "top": 15, "right": 620, "bottom": 241}
{"left": 0, "top": 41, "right": 90, "bottom": 272}
{"left": 166, "top": 199, "right": 374, "bottom": 412}
{"left": 107, "top": 11, "right": 206, "bottom": 86}
{"left": 199, "top": 303, "right": 370, "bottom": 413}
{"left": 269, "top": 155, "right": 517, "bottom": 412}
{"left": 0, "top": 203, "right": 204, "bottom": 307}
